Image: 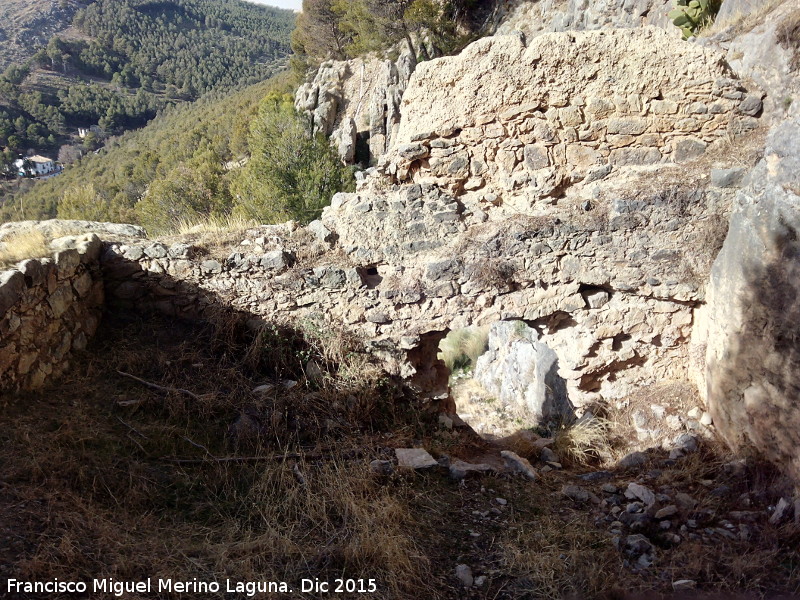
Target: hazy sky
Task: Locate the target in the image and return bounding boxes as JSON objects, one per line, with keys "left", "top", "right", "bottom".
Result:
{"left": 245, "top": 0, "right": 302, "bottom": 12}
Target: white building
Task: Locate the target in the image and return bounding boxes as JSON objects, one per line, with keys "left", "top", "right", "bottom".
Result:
{"left": 15, "top": 155, "right": 56, "bottom": 177}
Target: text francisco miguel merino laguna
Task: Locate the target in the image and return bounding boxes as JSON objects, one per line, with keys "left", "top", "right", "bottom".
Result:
{"left": 7, "top": 577, "right": 378, "bottom": 596}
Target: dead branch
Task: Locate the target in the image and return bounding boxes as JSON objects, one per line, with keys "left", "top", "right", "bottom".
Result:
{"left": 117, "top": 370, "right": 200, "bottom": 401}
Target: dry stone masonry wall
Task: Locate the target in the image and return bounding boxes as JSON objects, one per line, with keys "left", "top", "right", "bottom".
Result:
{"left": 99, "top": 26, "right": 763, "bottom": 415}
{"left": 384, "top": 28, "right": 762, "bottom": 210}
{"left": 0, "top": 234, "right": 104, "bottom": 391}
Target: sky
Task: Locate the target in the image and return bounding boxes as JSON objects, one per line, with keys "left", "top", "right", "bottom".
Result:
{"left": 245, "top": 0, "right": 302, "bottom": 12}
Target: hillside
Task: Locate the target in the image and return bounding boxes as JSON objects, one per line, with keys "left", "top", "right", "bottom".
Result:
{"left": 0, "top": 74, "right": 294, "bottom": 224}
{"left": 0, "top": 0, "right": 295, "bottom": 161}
{"left": 0, "top": 0, "right": 86, "bottom": 71}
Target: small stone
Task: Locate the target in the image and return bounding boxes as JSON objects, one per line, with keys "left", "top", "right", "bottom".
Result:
{"left": 395, "top": 448, "right": 439, "bottom": 470}
{"left": 659, "top": 520, "right": 672, "bottom": 530}
{"left": 625, "top": 483, "right": 656, "bottom": 507}
{"left": 602, "top": 483, "right": 618, "bottom": 494}
{"left": 563, "top": 485, "right": 590, "bottom": 502}
{"left": 624, "top": 533, "right": 653, "bottom": 555}
{"left": 674, "top": 433, "right": 698, "bottom": 453}
{"left": 501, "top": 450, "right": 538, "bottom": 480}
{"left": 711, "top": 167, "right": 746, "bottom": 188}
{"left": 201, "top": 259, "right": 222, "bottom": 274}
{"left": 577, "top": 470, "right": 613, "bottom": 482}
{"left": 308, "top": 220, "right": 335, "bottom": 243}
{"left": 687, "top": 407, "right": 702, "bottom": 419}
{"left": 672, "top": 579, "right": 696, "bottom": 591}
{"left": 700, "top": 411, "right": 713, "bottom": 426}
{"left": 261, "top": 250, "right": 292, "bottom": 270}
{"left": 655, "top": 505, "right": 678, "bottom": 519}
{"left": 495, "top": 497, "right": 508, "bottom": 506}
{"left": 455, "top": 564, "right": 473, "bottom": 588}
{"left": 474, "top": 576, "right": 487, "bottom": 587}
{"left": 540, "top": 447, "right": 558, "bottom": 463}
{"left": 252, "top": 383, "right": 275, "bottom": 396}
{"left": 769, "top": 497, "right": 793, "bottom": 525}
{"left": 738, "top": 94, "right": 763, "bottom": 116}
{"left": 618, "top": 451, "right": 648, "bottom": 469}
{"left": 449, "top": 460, "right": 493, "bottom": 480}
{"left": 627, "top": 502, "right": 645, "bottom": 513}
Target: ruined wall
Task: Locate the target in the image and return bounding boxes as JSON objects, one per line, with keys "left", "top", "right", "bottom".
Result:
{"left": 491, "top": 0, "right": 673, "bottom": 37}
{"left": 384, "top": 28, "right": 762, "bottom": 209}
{"left": 0, "top": 234, "right": 104, "bottom": 391}
{"left": 98, "top": 27, "right": 761, "bottom": 412}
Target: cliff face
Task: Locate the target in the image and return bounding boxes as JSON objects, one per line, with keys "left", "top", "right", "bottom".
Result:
{"left": 295, "top": 50, "right": 417, "bottom": 165}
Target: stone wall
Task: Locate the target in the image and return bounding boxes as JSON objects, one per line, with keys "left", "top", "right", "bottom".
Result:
{"left": 98, "top": 27, "right": 763, "bottom": 414}
{"left": 491, "top": 0, "right": 673, "bottom": 37}
{"left": 385, "top": 28, "right": 762, "bottom": 209}
{"left": 0, "top": 234, "right": 105, "bottom": 391}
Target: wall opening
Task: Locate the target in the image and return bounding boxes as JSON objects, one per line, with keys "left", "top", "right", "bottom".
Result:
{"left": 437, "top": 320, "right": 574, "bottom": 440}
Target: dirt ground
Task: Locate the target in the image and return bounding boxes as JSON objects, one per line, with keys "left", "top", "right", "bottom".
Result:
{"left": 2, "top": 311, "right": 800, "bottom": 600}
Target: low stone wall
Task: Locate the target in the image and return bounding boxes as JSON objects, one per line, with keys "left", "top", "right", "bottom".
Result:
{"left": 0, "top": 234, "right": 105, "bottom": 391}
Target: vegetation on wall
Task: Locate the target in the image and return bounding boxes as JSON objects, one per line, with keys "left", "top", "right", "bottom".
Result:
{"left": 668, "top": 0, "right": 722, "bottom": 38}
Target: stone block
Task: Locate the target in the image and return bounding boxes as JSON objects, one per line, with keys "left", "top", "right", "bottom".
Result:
{"left": 0, "top": 270, "right": 25, "bottom": 316}
{"left": 55, "top": 249, "right": 80, "bottom": 279}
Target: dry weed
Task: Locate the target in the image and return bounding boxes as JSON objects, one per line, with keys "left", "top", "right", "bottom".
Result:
{"left": 0, "top": 228, "right": 50, "bottom": 267}
{"left": 438, "top": 326, "right": 489, "bottom": 373}
{"left": 553, "top": 417, "right": 613, "bottom": 466}
{"left": 501, "top": 513, "right": 623, "bottom": 598}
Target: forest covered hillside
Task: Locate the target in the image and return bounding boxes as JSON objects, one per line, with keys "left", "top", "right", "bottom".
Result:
{"left": 0, "top": 0, "right": 295, "bottom": 164}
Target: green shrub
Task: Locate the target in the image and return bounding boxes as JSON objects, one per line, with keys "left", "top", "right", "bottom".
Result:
{"left": 669, "top": 0, "right": 721, "bottom": 38}
{"left": 230, "top": 92, "right": 354, "bottom": 224}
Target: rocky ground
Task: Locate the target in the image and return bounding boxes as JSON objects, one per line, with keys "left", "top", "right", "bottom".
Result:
{"left": 2, "top": 310, "right": 800, "bottom": 600}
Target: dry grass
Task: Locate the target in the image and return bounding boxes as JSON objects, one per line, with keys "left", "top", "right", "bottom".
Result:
{"left": 501, "top": 515, "right": 622, "bottom": 598}
{"left": 0, "top": 312, "right": 432, "bottom": 599}
{"left": 702, "top": 0, "right": 786, "bottom": 36}
{"left": 438, "top": 326, "right": 489, "bottom": 374}
{"left": 0, "top": 228, "right": 50, "bottom": 268}
{"left": 552, "top": 416, "right": 613, "bottom": 466}
{"left": 0, "top": 221, "right": 93, "bottom": 268}
{"left": 777, "top": 8, "right": 800, "bottom": 70}
{"left": 172, "top": 213, "right": 261, "bottom": 247}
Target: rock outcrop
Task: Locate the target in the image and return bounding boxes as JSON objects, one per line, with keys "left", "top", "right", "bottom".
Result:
{"left": 295, "top": 50, "right": 417, "bottom": 165}
{"left": 700, "top": 118, "right": 800, "bottom": 480}
{"left": 474, "top": 320, "right": 573, "bottom": 425}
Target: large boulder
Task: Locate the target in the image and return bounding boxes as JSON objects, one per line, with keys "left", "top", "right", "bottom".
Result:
{"left": 700, "top": 118, "right": 800, "bottom": 480}
{"left": 474, "top": 320, "right": 573, "bottom": 425}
